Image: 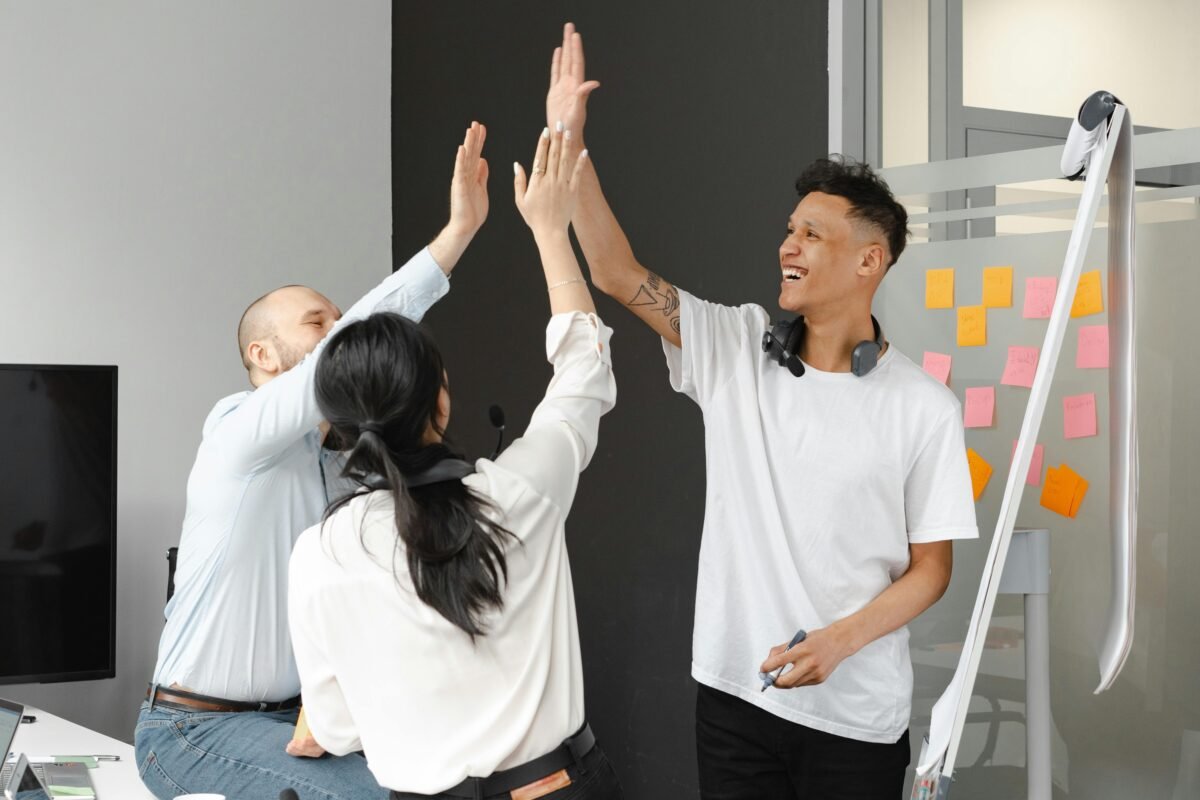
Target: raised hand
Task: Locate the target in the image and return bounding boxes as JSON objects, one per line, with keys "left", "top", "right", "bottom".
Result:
{"left": 545, "top": 22, "right": 600, "bottom": 142}
{"left": 447, "top": 121, "right": 489, "bottom": 237}
{"left": 514, "top": 124, "right": 589, "bottom": 238}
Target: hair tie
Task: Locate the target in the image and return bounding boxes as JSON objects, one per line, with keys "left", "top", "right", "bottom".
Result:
{"left": 359, "top": 422, "right": 384, "bottom": 437}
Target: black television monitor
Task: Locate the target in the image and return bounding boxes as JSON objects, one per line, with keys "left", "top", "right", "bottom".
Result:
{"left": 0, "top": 365, "right": 117, "bottom": 684}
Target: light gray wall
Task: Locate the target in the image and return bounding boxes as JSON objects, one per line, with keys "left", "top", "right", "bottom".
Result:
{"left": 0, "top": 0, "right": 392, "bottom": 741}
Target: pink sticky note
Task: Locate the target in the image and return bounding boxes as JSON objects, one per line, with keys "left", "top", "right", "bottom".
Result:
{"left": 1063, "top": 393, "right": 1098, "bottom": 439}
{"left": 1011, "top": 440, "right": 1046, "bottom": 486}
{"left": 1077, "top": 325, "right": 1109, "bottom": 369}
{"left": 1001, "top": 346, "right": 1040, "bottom": 388}
{"left": 922, "top": 351, "right": 952, "bottom": 385}
{"left": 964, "top": 386, "right": 995, "bottom": 428}
{"left": 1023, "top": 277, "right": 1058, "bottom": 319}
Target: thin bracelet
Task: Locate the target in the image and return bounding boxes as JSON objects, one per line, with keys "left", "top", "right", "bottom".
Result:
{"left": 547, "top": 277, "right": 586, "bottom": 291}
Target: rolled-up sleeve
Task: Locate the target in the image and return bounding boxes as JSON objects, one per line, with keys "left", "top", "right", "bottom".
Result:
{"left": 488, "top": 312, "right": 616, "bottom": 515}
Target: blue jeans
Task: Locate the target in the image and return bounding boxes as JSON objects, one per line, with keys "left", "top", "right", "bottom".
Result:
{"left": 134, "top": 701, "right": 389, "bottom": 800}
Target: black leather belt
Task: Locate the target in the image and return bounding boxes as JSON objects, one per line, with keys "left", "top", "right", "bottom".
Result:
{"left": 146, "top": 683, "right": 301, "bottom": 714}
{"left": 390, "top": 722, "right": 596, "bottom": 800}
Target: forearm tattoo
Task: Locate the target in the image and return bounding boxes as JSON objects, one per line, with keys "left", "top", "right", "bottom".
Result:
{"left": 628, "top": 271, "right": 682, "bottom": 334}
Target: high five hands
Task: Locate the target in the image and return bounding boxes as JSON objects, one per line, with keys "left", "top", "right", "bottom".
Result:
{"left": 513, "top": 124, "right": 588, "bottom": 238}
{"left": 545, "top": 22, "right": 600, "bottom": 146}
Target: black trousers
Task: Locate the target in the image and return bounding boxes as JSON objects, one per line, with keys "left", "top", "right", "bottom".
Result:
{"left": 695, "top": 684, "right": 910, "bottom": 800}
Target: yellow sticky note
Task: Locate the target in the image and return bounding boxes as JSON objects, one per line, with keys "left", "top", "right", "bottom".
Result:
{"left": 957, "top": 305, "right": 987, "bottom": 347}
{"left": 926, "top": 268, "right": 954, "bottom": 309}
{"left": 982, "top": 266, "right": 1013, "bottom": 308}
{"left": 966, "top": 447, "right": 992, "bottom": 501}
{"left": 293, "top": 707, "right": 311, "bottom": 742}
{"left": 1071, "top": 270, "right": 1104, "bottom": 317}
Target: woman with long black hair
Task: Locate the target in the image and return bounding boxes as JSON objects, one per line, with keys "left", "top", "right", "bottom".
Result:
{"left": 287, "top": 124, "right": 622, "bottom": 799}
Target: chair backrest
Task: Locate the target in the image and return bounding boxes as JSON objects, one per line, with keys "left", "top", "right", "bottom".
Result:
{"left": 166, "top": 546, "right": 179, "bottom": 603}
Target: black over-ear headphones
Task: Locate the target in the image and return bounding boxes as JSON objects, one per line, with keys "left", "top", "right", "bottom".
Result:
{"left": 761, "top": 315, "right": 885, "bottom": 378}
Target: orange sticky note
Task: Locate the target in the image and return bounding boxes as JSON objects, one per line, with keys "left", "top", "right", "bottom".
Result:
{"left": 1040, "top": 463, "right": 1089, "bottom": 517}
{"left": 1000, "top": 345, "right": 1039, "bottom": 388}
{"left": 926, "top": 268, "right": 955, "bottom": 309}
{"left": 982, "top": 266, "right": 1013, "bottom": 308}
{"left": 1077, "top": 325, "right": 1109, "bottom": 368}
{"left": 1063, "top": 393, "right": 1098, "bottom": 439}
{"left": 1023, "top": 277, "right": 1058, "bottom": 319}
{"left": 957, "top": 306, "right": 986, "bottom": 347}
{"left": 922, "top": 351, "right": 952, "bottom": 385}
{"left": 964, "top": 386, "right": 995, "bottom": 428}
{"left": 1071, "top": 270, "right": 1104, "bottom": 317}
{"left": 966, "top": 447, "right": 992, "bottom": 501}
{"left": 1011, "top": 440, "right": 1045, "bottom": 486}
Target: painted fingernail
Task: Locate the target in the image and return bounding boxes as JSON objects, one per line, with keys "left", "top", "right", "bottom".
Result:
{"left": 564, "top": 129, "right": 572, "bottom": 140}
{"left": 513, "top": 162, "right": 519, "bottom": 175}
{"left": 541, "top": 127, "right": 550, "bottom": 139}
{"left": 555, "top": 120, "right": 564, "bottom": 133}
{"left": 581, "top": 149, "right": 589, "bottom": 159}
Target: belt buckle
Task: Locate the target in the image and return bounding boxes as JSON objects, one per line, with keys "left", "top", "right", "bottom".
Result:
{"left": 509, "top": 769, "right": 571, "bottom": 800}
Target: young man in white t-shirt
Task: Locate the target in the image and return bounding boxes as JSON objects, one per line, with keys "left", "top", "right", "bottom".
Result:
{"left": 544, "top": 24, "right": 978, "bottom": 798}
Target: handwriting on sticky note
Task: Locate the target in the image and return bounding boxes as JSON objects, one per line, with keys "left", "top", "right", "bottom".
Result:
{"left": 1077, "top": 325, "right": 1109, "bottom": 368}
{"left": 982, "top": 266, "right": 1013, "bottom": 308}
{"left": 1071, "top": 270, "right": 1104, "bottom": 317}
{"left": 1040, "top": 463, "right": 1089, "bottom": 517}
{"left": 1023, "top": 277, "right": 1058, "bottom": 319}
{"left": 926, "top": 268, "right": 955, "bottom": 309}
{"left": 957, "top": 306, "right": 986, "bottom": 347}
{"left": 922, "top": 351, "right": 952, "bottom": 385}
{"left": 964, "top": 386, "right": 995, "bottom": 428}
{"left": 1011, "top": 440, "right": 1045, "bottom": 486}
{"left": 1001, "top": 345, "right": 1039, "bottom": 388}
{"left": 1063, "top": 393, "right": 1097, "bottom": 439}
{"left": 966, "top": 448, "right": 992, "bottom": 501}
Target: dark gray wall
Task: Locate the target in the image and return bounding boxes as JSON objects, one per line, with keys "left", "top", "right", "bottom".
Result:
{"left": 394, "top": 4, "right": 828, "bottom": 795}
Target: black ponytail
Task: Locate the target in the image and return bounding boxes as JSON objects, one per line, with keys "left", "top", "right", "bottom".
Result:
{"left": 315, "top": 312, "right": 513, "bottom": 639}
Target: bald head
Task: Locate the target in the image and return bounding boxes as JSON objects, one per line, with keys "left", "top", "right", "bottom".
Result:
{"left": 237, "top": 285, "right": 342, "bottom": 385}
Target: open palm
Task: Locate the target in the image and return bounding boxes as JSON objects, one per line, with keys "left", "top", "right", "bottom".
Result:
{"left": 449, "top": 121, "right": 489, "bottom": 235}
{"left": 545, "top": 22, "right": 600, "bottom": 139}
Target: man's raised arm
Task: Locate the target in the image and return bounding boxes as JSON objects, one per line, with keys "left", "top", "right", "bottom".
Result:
{"left": 546, "top": 23, "right": 682, "bottom": 348}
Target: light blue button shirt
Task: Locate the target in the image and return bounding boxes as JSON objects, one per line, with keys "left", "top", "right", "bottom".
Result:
{"left": 152, "top": 248, "right": 450, "bottom": 702}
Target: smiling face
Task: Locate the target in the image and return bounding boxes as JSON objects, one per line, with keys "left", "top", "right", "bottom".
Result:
{"left": 239, "top": 286, "right": 342, "bottom": 385}
{"left": 778, "top": 191, "right": 888, "bottom": 316}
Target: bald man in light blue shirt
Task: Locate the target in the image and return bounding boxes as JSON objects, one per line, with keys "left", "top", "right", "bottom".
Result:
{"left": 135, "top": 123, "right": 491, "bottom": 800}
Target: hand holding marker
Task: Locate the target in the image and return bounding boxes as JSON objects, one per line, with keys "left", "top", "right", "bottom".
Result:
{"left": 759, "top": 629, "right": 807, "bottom": 691}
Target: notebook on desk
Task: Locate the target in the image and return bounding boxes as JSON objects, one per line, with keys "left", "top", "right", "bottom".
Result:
{"left": 0, "top": 699, "right": 96, "bottom": 800}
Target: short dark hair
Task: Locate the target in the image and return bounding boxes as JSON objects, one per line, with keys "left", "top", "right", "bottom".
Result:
{"left": 795, "top": 155, "right": 910, "bottom": 268}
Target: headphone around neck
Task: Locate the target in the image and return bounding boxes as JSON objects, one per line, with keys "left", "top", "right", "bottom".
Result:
{"left": 761, "top": 315, "right": 885, "bottom": 378}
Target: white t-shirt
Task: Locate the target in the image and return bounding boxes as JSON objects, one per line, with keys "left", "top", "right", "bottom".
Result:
{"left": 288, "top": 312, "right": 615, "bottom": 794}
{"left": 664, "top": 290, "right": 978, "bottom": 744}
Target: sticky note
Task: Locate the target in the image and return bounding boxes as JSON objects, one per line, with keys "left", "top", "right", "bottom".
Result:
{"left": 964, "top": 386, "right": 995, "bottom": 428}
{"left": 982, "top": 266, "right": 1013, "bottom": 308}
{"left": 1023, "top": 277, "right": 1058, "bottom": 319}
{"left": 293, "top": 708, "right": 311, "bottom": 742}
{"left": 922, "top": 351, "right": 952, "bottom": 385}
{"left": 926, "top": 268, "right": 955, "bottom": 309}
{"left": 1071, "top": 270, "right": 1104, "bottom": 317}
{"left": 966, "top": 448, "right": 992, "bottom": 501}
{"left": 1011, "top": 440, "right": 1046, "bottom": 486}
{"left": 1040, "top": 463, "right": 1089, "bottom": 517}
{"left": 1001, "top": 345, "right": 1039, "bottom": 388}
{"left": 957, "top": 306, "right": 986, "bottom": 347}
{"left": 1077, "top": 325, "right": 1109, "bottom": 368}
{"left": 1063, "top": 393, "right": 1098, "bottom": 439}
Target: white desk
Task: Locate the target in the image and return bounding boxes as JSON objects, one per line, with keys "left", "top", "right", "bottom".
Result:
{"left": 11, "top": 707, "right": 155, "bottom": 799}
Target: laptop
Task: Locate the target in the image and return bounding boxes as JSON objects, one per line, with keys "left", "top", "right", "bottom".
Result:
{"left": 0, "top": 699, "right": 96, "bottom": 800}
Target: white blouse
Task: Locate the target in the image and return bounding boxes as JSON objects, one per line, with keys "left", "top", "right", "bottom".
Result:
{"left": 288, "top": 311, "right": 616, "bottom": 794}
